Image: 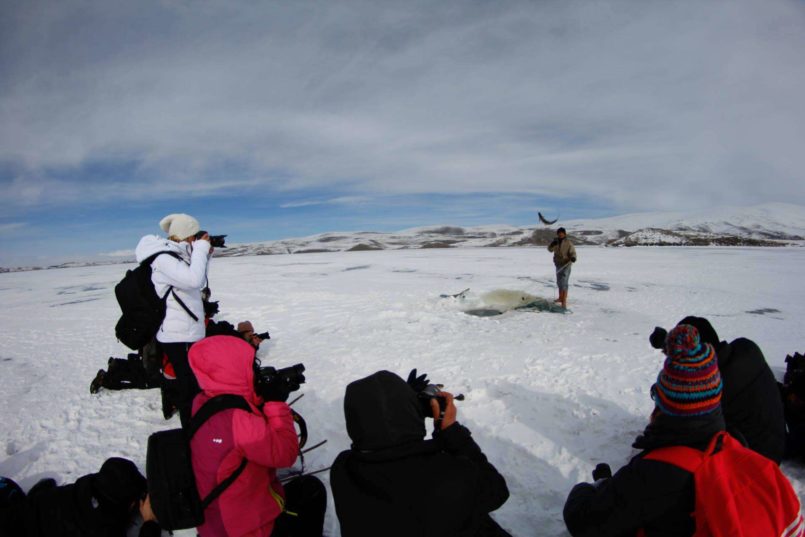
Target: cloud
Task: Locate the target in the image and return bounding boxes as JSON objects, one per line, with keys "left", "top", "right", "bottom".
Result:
{"left": 280, "top": 196, "right": 371, "bottom": 208}
{"left": 1, "top": 0, "right": 804, "bottom": 214}
{"left": 99, "top": 249, "right": 135, "bottom": 258}
{"left": 0, "top": 222, "right": 25, "bottom": 234}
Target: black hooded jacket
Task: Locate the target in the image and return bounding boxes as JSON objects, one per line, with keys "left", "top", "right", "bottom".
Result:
{"left": 563, "top": 410, "right": 726, "bottom": 537}
{"left": 330, "top": 371, "right": 510, "bottom": 537}
{"left": 678, "top": 316, "right": 785, "bottom": 463}
{"left": 0, "top": 466, "right": 160, "bottom": 537}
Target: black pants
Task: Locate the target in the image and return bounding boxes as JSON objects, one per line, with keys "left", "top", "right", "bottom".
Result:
{"left": 272, "top": 476, "right": 327, "bottom": 537}
{"left": 102, "top": 356, "right": 159, "bottom": 390}
{"left": 162, "top": 342, "right": 200, "bottom": 428}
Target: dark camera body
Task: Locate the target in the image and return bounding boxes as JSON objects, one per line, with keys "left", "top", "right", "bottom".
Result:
{"left": 784, "top": 352, "right": 805, "bottom": 387}
{"left": 418, "top": 384, "right": 448, "bottom": 415}
{"left": 593, "top": 463, "right": 612, "bottom": 481}
{"left": 195, "top": 230, "right": 227, "bottom": 248}
{"left": 255, "top": 363, "right": 305, "bottom": 399}
{"left": 649, "top": 327, "right": 668, "bottom": 350}
{"left": 417, "top": 384, "right": 465, "bottom": 416}
{"left": 255, "top": 331, "right": 271, "bottom": 340}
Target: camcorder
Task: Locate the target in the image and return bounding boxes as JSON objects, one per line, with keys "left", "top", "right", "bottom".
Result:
{"left": 195, "top": 230, "right": 228, "bottom": 248}
{"left": 649, "top": 326, "right": 668, "bottom": 350}
{"left": 255, "top": 363, "right": 306, "bottom": 399}
{"left": 417, "top": 383, "right": 465, "bottom": 415}
{"left": 255, "top": 331, "right": 271, "bottom": 340}
{"left": 784, "top": 352, "right": 805, "bottom": 387}
{"left": 592, "top": 463, "right": 612, "bottom": 481}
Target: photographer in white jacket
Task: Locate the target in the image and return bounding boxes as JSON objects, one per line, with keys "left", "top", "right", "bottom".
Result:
{"left": 134, "top": 213, "right": 212, "bottom": 427}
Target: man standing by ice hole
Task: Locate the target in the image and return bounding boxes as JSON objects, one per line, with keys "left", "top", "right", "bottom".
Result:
{"left": 548, "top": 227, "right": 576, "bottom": 309}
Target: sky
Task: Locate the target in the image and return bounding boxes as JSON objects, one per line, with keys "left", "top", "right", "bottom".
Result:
{"left": 1, "top": 0, "right": 804, "bottom": 266}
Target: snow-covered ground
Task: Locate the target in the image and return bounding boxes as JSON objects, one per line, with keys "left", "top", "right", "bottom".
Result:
{"left": 1, "top": 246, "right": 804, "bottom": 536}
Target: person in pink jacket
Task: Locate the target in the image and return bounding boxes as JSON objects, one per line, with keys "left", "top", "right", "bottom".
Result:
{"left": 188, "top": 336, "right": 326, "bottom": 537}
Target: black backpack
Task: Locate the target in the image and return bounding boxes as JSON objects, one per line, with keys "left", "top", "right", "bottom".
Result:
{"left": 146, "top": 394, "right": 252, "bottom": 531}
{"left": 114, "top": 251, "right": 198, "bottom": 350}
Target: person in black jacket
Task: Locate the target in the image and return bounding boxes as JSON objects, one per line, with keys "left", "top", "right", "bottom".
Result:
{"left": 0, "top": 458, "right": 161, "bottom": 537}
{"left": 330, "top": 370, "right": 511, "bottom": 537}
{"left": 649, "top": 315, "right": 785, "bottom": 463}
{"left": 564, "top": 324, "right": 725, "bottom": 537}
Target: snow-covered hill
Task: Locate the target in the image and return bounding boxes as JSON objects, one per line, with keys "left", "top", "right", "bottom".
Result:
{"left": 2, "top": 203, "right": 804, "bottom": 272}
{"left": 214, "top": 202, "right": 805, "bottom": 255}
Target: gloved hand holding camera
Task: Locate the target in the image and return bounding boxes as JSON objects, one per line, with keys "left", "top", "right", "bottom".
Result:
{"left": 406, "top": 368, "right": 430, "bottom": 393}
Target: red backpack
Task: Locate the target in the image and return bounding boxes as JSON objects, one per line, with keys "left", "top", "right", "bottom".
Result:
{"left": 643, "top": 431, "right": 804, "bottom": 537}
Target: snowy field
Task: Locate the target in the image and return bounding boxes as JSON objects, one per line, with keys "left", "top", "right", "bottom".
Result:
{"left": 1, "top": 246, "right": 804, "bottom": 536}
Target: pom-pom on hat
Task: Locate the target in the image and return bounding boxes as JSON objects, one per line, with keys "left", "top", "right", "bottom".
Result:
{"left": 159, "top": 213, "right": 200, "bottom": 241}
{"left": 652, "top": 324, "right": 722, "bottom": 417}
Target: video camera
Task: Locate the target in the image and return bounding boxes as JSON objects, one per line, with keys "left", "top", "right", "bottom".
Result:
{"left": 417, "top": 383, "right": 465, "bottom": 415}
{"left": 255, "top": 362, "right": 305, "bottom": 400}
{"left": 784, "top": 352, "right": 805, "bottom": 387}
{"left": 195, "top": 230, "right": 227, "bottom": 248}
{"left": 649, "top": 326, "right": 668, "bottom": 350}
{"left": 255, "top": 331, "right": 271, "bottom": 340}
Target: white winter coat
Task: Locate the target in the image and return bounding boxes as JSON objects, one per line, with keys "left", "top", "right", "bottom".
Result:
{"left": 135, "top": 235, "right": 211, "bottom": 344}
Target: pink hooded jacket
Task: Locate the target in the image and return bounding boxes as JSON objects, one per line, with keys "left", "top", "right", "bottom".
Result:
{"left": 189, "top": 336, "right": 299, "bottom": 537}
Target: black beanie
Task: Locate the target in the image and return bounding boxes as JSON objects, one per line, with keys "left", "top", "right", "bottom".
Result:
{"left": 678, "top": 316, "right": 720, "bottom": 348}
{"left": 93, "top": 458, "right": 146, "bottom": 510}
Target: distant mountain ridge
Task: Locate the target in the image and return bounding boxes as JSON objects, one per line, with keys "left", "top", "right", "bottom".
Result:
{"left": 214, "top": 202, "right": 805, "bottom": 256}
{"left": 2, "top": 203, "right": 803, "bottom": 272}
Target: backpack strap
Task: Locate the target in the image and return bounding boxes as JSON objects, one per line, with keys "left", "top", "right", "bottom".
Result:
{"left": 642, "top": 432, "right": 729, "bottom": 473}
{"left": 643, "top": 445, "right": 706, "bottom": 473}
{"left": 186, "top": 394, "right": 252, "bottom": 438}
{"left": 187, "top": 394, "right": 253, "bottom": 508}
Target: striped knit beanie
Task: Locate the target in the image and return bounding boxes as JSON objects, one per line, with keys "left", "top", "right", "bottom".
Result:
{"left": 652, "top": 324, "right": 722, "bottom": 416}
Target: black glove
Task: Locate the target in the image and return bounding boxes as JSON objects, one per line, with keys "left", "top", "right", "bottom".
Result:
{"left": 549, "top": 239, "right": 559, "bottom": 248}
{"left": 649, "top": 327, "right": 668, "bottom": 350}
{"left": 407, "top": 368, "right": 430, "bottom": 393}
{"left": 592, "top": 463, "right": 612, "bottom": 481}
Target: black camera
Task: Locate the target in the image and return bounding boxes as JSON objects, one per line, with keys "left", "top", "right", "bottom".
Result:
{"left": 417, "top": 384, "right": 464, "bottom": 416}
{"left": 592, "top": 463, "right": 612, "bottom": 481}
{"left": 255, "top": 363, "right": 305, "bottom": 400}
{"left": 255, "top": 331, "right": 271, "bottom": 340}
{"left": 649, "top": 326, "right": 668, "bottom": 350}
{"left": 195, "top": 230, "right": 227, "bottom": 248}
{"left": 784, "top": 352, "right": 805, "bottom": 387}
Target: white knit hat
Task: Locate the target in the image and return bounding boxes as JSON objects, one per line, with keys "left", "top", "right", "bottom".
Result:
{"left": 159, "top": 213, "right": 200, "bottom": 240}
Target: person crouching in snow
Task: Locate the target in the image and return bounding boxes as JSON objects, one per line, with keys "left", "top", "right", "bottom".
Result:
{"left": 564, "top": 324, "right": 803, "bottom": 537}
{"left": 563, "top": 324, "right": 726, "bottom": 536}
{"left": 547, "top": 227, "right": 576, "bottom": 309}
{"left": 649, "top": 315, "right": 785, "bottom": 464}
{"left": 330, "top": 370, "right": 511, "bottom": 537}
{"left": 188, "top": 336, "right": 326, "bottom": 537}
{"left": 0, "top": 457, "right": 161, "bottom": 537}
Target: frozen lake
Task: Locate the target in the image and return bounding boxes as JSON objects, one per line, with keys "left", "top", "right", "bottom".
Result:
{"left": 1, "top": 246, "right": 804, "bottom": 536}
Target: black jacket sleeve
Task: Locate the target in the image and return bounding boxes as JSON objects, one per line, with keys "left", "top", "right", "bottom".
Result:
{"left": 436, "top": 423, "right": 509, "bottom": 513}
{"left": 138, "top": 520, "right": 162, "bottom": 537}
{"left": 563, "top": 458, "right": 693, "bottom": 537}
